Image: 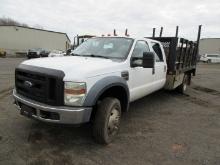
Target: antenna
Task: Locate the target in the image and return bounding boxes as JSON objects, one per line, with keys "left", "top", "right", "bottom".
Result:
{"left": 113, "top": 29, "right": 117, "bottom": 36}
{"left": 159, "top": 27, "right": 163, "bottom": 37}
{"left": 125, "top": 29, "right": 129, "bottom": 36}
{"left": 152, "top": 28, "right": 156, "bottom": 37}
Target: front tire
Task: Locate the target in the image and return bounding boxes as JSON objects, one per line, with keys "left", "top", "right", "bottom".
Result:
{"left": 92, "top": 97, "right": 121, "bottom": 144}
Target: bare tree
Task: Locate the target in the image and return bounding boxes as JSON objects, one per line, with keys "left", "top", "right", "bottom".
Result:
{"left": 0, "top": 17, "right": 31, "bottom": 28}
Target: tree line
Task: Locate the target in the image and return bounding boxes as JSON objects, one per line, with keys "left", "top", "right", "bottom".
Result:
{"left": 0, "top": 17, "right": 29, "bottom": 27}
{"left": 0, "top": 17, "right": 43, "bottom": 29}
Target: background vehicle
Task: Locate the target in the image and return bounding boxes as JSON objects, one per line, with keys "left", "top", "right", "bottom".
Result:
{"left": 72, "top": 35, "right": 95, "bottom": 49}
{"left": 48, "top": 50, "right": 66, "bottom": 57}
{"left": 0, "top": 48, "right": 6, "bottom": 58}
{"left": 13, "top": 26, "right": 201, "bottom": 144}
{"left": 27, "top": 48, "right": 50, "bottom": 59}
{"left": 200, "top": 54, "right": 220, "bottom": 63}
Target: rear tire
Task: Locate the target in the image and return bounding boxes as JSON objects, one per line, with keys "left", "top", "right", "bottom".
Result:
{"left": 92, "top": 97, "right": 121, "bottom": 144}
{"left": 177, "top": 74, "right": 188, "bottom": 94}
{"left": 207, "top": 59, "right": 211, "bottom": 63}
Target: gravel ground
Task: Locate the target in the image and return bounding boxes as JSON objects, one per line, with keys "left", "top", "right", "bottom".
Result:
{"left": 0, "top": 59, "right": 220, "bottom": 165}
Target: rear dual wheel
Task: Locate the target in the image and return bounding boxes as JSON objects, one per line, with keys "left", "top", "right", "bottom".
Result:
{"left": 177, "top": 74, "right": 189, "bottom": 94}
{"left": 92, "top": 97, "right": 121, "bottom": 144}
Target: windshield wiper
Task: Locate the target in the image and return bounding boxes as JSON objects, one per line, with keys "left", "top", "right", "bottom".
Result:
{"left": 71, "top": 53, "right": 110, "bottom": 59}
{"left": 83, "top": 54, "right": 110, "bottom": 59}
{"left": 71, "top": 53, "right": 83, "bottom": 56}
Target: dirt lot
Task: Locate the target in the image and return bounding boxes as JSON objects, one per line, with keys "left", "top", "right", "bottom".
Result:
{"left": 0, "top": 58, "right": 220, "bottom": 165}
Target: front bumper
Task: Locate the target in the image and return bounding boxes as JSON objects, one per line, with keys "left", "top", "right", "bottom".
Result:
{"left": 13, "top": 90, "right": 92, "bottom": 124}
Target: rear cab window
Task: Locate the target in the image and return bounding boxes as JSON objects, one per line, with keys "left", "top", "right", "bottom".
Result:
{"left": 151, "top": 42, "right": 164, "bottom": 62}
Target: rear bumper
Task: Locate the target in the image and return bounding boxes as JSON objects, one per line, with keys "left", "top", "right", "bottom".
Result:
{"left": 40, "top": 54, "right": 48, "bottom": 57}
{"left": 27, "top": 56, "right": 40, "bottom": 58}
{"left": 27, "top": 53, "right": 40, "bottom": 58}
{"left": 13, "top": 90, "right": 92, "bottom": 124}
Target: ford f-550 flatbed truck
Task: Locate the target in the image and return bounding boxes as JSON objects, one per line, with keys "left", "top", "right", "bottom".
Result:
{"left": 13, "top": 27, "right": 201, "bottom": 144}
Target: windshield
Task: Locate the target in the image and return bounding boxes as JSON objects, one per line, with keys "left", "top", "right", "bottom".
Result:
{"left": 72, "top": 37, "right": 133, "bottom": 59}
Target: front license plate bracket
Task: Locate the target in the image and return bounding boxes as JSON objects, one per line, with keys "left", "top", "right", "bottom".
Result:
{"left": 20, "top": 105, "right": 35, "bottom": 118}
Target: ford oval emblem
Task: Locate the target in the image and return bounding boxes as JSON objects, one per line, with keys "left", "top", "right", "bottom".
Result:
{"left": 24, "top": 81, "right": 33, "bottom": 88}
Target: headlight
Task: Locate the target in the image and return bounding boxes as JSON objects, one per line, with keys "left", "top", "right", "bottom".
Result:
{"left": 64, "top": 82, "right": 86, "bottom": 106}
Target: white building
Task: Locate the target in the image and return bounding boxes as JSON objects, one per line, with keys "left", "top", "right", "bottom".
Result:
{"left": 0, "top": 25, "right": 71, "bottom": 56}
{"left": 199, "top": 38, "right": 220, "bottom": 55}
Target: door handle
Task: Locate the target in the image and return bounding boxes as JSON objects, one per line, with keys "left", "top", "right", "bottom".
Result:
{"left": 164, "top": 65, "right": 167, "bottom": 72}
{"left": 152, "top": 67, "right": 155, "bottom": 75}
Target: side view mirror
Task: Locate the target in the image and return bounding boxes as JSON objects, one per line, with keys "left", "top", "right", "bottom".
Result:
{"left": 143, "top": 52, "right": 155, "bottom": 68}
{"left": 131, "top": 51, "right": 155, "bottom": 68}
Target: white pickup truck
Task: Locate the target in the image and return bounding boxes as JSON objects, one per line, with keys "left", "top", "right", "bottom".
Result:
{"left": 13, "top": 34, "right": 200, "bottom": 144}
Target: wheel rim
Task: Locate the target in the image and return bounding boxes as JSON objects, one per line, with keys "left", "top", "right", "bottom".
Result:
{"left": 183, "top": 83, "right": 187, "bottom": 91}
{"left": 183, "top": 76, "right": 187, "bottom": 91}
{"left": 107, "top": 107, "right": 120, "bottom": 136}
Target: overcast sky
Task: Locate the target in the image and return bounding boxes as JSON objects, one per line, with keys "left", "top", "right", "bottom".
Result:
{"left": 0, "top": 0, "right": 219, "bottom": 42}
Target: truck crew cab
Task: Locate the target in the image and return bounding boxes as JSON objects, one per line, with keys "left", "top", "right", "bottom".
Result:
{"left": 13, "top": 27, "right": 201, "bottom": 144}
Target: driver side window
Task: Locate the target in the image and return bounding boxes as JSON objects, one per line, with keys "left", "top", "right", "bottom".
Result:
{"left": 131, "top": 41, "right": 150, "bottom": 57}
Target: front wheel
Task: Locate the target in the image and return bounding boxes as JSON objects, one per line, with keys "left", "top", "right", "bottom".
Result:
{"left": 92, "top": 97, "right": 121, "bottom": 144}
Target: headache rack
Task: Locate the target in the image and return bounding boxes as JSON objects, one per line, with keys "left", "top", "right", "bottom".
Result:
{"left": 150, "top": 37, "right": 198, "bottom": 75}
{"left": 148, "top": 25, "right": 201, "bottom": 75}
{"left": 147, "top": 25, "right": 202, "bottom": 90}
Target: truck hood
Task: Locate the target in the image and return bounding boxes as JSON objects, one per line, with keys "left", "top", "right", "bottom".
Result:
{"left": 21, "top": 56, "right": 124, "bottom": 81}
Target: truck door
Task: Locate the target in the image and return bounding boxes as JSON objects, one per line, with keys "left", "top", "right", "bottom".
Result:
{"left": 150, "top": 42, "right": 167, "bottom": 89}
{"left": 129, "top": 40, "right": 155, "bottom": 102}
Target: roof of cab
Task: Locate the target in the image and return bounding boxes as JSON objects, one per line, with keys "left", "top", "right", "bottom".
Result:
{"left": 91, "top": 36, "right": 160, "bottom": 43}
